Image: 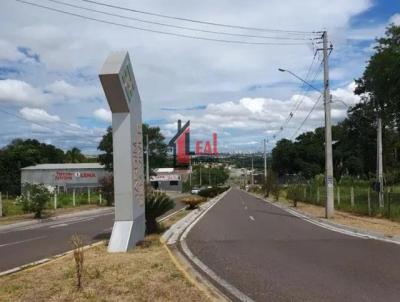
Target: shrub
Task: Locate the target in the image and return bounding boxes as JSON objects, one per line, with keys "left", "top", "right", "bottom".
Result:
{"left": 70, "top": 234, "right": 84, "bottom": 290}
{"left": 198, "top": 186, "right": 230, "bottom": 198}
{"left": 99, "top": 175, "right": 114, "bottom": 206}
{"left": 181, "top": 196, "right": 206, "bottom": 209}
{"left": 145, "top": 192, "right": 175, "bottom": 233}
{"left": 21, "top": 183, "right": 51, "bottom": 218}
{"left": 287, "top": 184, "right": 302, "bottom": 207}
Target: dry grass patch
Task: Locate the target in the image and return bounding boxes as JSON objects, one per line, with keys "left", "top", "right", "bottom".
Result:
{"left": 181, "top": 196, "right": 206, "bottom": 210}
{"left": 0, "top": 232, "right": 209, "bottom": 302}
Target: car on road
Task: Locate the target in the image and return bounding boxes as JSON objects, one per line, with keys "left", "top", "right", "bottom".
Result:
{"left": 191, "top": 187, "right": 201, "bottom": 194}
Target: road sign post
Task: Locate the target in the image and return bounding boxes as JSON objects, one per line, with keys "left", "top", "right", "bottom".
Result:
{"left": 99, "top": 51, "right": 145, "bottom": 252}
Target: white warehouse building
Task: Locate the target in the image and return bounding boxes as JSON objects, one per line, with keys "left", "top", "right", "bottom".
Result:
{"left": 21, "top": 163, "right": 107, "bottom": 192}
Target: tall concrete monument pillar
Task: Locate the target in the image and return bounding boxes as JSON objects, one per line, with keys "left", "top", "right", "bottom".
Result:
{"left": 99, "top": 52, "right": 145, "bottom": 252}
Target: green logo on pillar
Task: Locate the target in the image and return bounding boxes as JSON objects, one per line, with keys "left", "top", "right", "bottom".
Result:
{"left": 121, "top": 65, "right": 134, "bottom": 103}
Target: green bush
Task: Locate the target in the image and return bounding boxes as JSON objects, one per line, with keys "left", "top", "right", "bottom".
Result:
{"left": 145, "top": 191, "right": 175, "bottom": 233}
{"left": 21, "top": 183, "right": 51, "bottom": 218}
{"left": 198, "top": 186, "right": 229, "bottom": 198}
{"left": 99, "top": 175, "right": 114, "bottom": 206}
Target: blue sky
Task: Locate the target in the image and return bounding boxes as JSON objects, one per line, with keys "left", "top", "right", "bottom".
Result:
{"left": 0, "top": 0, "right": 398, "bottom": 154}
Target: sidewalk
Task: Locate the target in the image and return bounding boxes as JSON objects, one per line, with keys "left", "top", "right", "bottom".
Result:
{"left": 0, "top": 206, "right": 113, "bottom": 232}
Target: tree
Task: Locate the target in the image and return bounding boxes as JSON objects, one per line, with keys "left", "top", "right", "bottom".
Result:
{"left": 0, "top": 139, "right": 65, "bottom": 195}
{"left": 65, "top": 147, "right": 85, "bottom": 163}
{"left": 97, "top": 127, "right": 113, "bottom": 171}
{"left": 97, "top": 124, "right": 168, "bottom": 172}
{"left": 355, "top": 24, "right": 400, "bottom": 126}
{"left": 142, "top": 124, "right": 168, "bottom": 169}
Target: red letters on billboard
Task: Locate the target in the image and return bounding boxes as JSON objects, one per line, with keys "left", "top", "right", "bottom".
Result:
{"left": 195, "top": 133, "right": 218, "bottom": 155}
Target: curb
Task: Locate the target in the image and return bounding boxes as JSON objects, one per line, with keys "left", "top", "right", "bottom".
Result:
{"left": 161, "top": 190, "right": 234, "bottom": 301}
{"left": 162, "top": 243, "right": 228, "bottom": 302}
{"left": 0, "top": 207, "right": 113, "bottom": 232}
{"left": 248, "top": 191, "right": 400, "bottom": 246}
{"left": 0, "top": 240, "right": 107, "bottom": 277}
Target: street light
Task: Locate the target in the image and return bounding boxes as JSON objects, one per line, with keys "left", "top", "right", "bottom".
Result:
{"left": 278, "top": 68, "right": 322, "bottom": 94}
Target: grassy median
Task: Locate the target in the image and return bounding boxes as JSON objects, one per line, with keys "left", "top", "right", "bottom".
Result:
{"left": 0, "top": 210, "right": 209, "bottom": 302}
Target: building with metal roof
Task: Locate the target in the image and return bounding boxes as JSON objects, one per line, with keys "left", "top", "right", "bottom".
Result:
{"left": 21, "top": 163, "right": 107, "bottom": 192}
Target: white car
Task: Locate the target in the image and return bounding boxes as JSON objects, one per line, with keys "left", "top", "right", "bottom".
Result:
{"left": 191, "top": 187, "right": 201, "bottom": 194}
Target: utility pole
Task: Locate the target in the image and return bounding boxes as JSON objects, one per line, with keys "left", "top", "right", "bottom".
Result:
{"left": 264, "top": 139, "right": 267, "bottom": 195}
{"left": 146, "top": 134, "right": 150, "bottom": 184}
{"left": 377, "top": 116, "right": 384, "bottom": 207}
{"left": 189, "top": 156, "right": 192, "bottom": 187}
{"left": 199, "top": 165, "right": 202, "bottom": 186}
{"left": 322, "top": 31, "right": 334, "bottom": 219}
{"left": 251, "top": 155, "right": 254, "bottom": 186}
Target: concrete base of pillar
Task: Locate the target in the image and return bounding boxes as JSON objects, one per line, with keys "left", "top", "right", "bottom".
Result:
{"left": 107, "top": 213, "right": 145, "bottom": 252}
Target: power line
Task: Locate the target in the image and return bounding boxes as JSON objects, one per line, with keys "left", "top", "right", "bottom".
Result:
{"left": 290, "top": 94, "right": 322, "bottom": 140}
{"left": 79, "top": 0, "right": 319, "bottom": 35}
{"left": 45, "top": 0, "right": 313, "bottom": 41}
{"left": 272, "top": 56, "right": 322, "bottom": 141}
{"left": 16, "top": 0, "right": 312, "bottom": 46}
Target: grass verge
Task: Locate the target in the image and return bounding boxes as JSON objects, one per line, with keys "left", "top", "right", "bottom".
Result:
{"left": 0, "top": 205, "right": 107, "bottom": 226}
{"left": 0, "top": 209, "right": 209, "bottom": 302}
{"left": 277, "top": 197, "right": 400, "bottom": 238}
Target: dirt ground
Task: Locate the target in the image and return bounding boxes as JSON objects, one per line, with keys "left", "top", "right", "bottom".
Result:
{"left": 280, "top": 199, "right": 400, "bottom": 238}
{"left": 0, "top": 210, "right": 209, "bottom": 302}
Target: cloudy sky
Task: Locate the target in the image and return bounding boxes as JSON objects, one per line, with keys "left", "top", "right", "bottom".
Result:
{"left": 0, "top": 0, "right": 399, "bottom": 154}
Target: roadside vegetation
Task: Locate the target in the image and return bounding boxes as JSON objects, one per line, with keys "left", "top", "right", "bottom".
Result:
{"left": 181, "top": 196, "right": 206, "bottom": 209}
{"left": 145, "top": 191, "right": 175, "bottom": 233}
{"left": 0, "top": 231, "right": 208, "bottom": 302}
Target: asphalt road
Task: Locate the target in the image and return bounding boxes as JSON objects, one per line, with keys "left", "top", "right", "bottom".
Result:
{"left": 0, "top": 192, "right": 186, "bottom": 274}
{"left": 0, "top": 209, "right": 114, "bottom": 273}
{"left": 186, "top": 188, "right": 400, "bottom": 302}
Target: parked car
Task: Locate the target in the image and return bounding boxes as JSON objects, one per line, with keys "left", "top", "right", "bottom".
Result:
{"left": 191, "top": 187, "right": 201, "bottom": 194}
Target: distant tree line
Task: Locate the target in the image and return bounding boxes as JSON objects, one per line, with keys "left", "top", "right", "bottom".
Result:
{"left": 271, "top": 24, "right": 400, "bottom": 183}
{"left": 0, "top": 139, "right": 88, "bottom": 195}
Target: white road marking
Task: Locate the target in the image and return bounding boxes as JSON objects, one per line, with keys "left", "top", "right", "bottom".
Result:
{"left": 179, "top": 189, "right": 255, "bottom": 302}
{"left": 49, "top": 223, "right": 68, "bottom": 228}
{"left": 244, "top": 206, "right": 248, "bottom": 210}
{"left": 48, "top": 217, "right": 94, "bottom": 229}
{"left": 0, "top": 236, "right": 46, "bottom": 248}
{"left": 249, "top": 215, "right": 255, "bottom": 221}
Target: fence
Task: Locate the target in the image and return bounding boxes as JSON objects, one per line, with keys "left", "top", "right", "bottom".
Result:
{"left": 286, "top": 184, "right": 400, "bottom": 220}
{"left": 0, "top": 187, "right": 106, "bottom": 217}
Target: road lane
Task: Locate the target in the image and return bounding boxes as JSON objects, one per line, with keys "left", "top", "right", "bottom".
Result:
{"left": 0, "top": 211, "right": 114, "bottom": 272}
{"left": 186, "top": 188, "right": 400, "bottom": 302}
{"left": 0, "top": 192, "right": 187, "bottom": 273}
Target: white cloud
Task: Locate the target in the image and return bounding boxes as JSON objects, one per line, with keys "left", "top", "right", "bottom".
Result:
{"left": 162, "top": 82, "right": 360, "bottom": 148}
{"left": 45, "top": 80, "right": 100, "bottom": 100}
{"left": 0, "top": 79, "right": 47, "bottom": 106}
{"left": 0, "top": 0, "right": 378, "bottom": 152}
{"left": 20, "top": 107, "right": 60, "bottom": 122}
{"left": 93, "top": 108, "right": 111, "bottom": 123}
{"left": 389, "top": 13, "right": 400, "bottom": 25}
